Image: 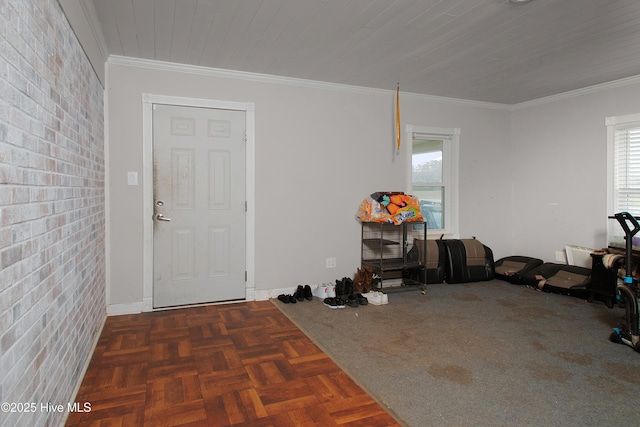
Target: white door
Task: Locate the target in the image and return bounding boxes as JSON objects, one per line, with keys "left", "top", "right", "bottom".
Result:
{"left": 152, "top": 104, "right": 246, "bottom": 308}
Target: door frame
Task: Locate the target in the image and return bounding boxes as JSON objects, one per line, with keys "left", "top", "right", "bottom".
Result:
{"left": 141, "top": 93, "right": 255, "bottom": 311}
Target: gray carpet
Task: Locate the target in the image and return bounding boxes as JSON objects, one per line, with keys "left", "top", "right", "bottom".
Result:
{"left": 273, "top": 280, "right": 640, "bottom": 427}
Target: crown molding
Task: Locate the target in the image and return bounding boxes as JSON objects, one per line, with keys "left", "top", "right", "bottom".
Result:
{"left": 109, "top": 55, "right": 640, "bottom": 111}
{"left": 511, "top": 74, "right": 640, "bottom": 110}
{"left": 401, "top": 91, "right": 510, "bottom": 110}
{"left": 107, "top": 55, "right": 390, "bottom": 96}
{"left": 107, "top": 55, "right": 511, "bottom": 111}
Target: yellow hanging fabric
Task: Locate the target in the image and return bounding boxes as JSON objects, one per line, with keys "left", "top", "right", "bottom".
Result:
{"left": 395, "top": 84, "right": 401, "bottom": 155}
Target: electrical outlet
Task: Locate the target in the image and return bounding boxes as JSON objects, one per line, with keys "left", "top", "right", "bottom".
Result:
{"left": 325, "top": 257, "right": 336, "bottom": 268}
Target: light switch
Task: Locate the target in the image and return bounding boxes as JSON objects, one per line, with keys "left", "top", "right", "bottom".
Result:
{"left": 127, "top": 171, "right": 138, "bottom": 186}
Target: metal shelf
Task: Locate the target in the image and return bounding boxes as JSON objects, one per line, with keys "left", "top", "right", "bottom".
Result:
{"left": 361, "top": 222, "right": 427, "bottom": 291}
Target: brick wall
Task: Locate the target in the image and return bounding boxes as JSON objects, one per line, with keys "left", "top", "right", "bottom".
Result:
{"left": 0, "top": 0, "right": 106, "bottom": 426}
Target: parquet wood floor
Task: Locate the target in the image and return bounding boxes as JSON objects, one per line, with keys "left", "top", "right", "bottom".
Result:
{"left": 66, "top": 301, "right": 401, "bottom": 426}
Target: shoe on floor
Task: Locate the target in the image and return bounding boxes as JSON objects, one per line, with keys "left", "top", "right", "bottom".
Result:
{"left": 356, "top": 293, "right": 368, "bottom": 305}
{"left": 294, "top": 285, "right": 305, "bottom": 302}
{"left": 277, "top": 294, "right": 290, "bottom": 304}
{"left": 327, "top": 283, "right": 336, "bottom": 298}
{"left": 304, "top": 284, "right": 313, "bottom": 301}
{"left": 313, "top": 284, "right": 327, "bottom": 299}
{"left": 288, "top": 294, "right": 297, "bottom": 303}
{"left": 323, "top": 297, "right": 338, "bottom": 309}
{"left": 362, "top": 291, "right": 383, "bottom": 305}
{"left": 346, "top": 294, "right": 359, "bottom": 307}
{"left": 343, "top": 277, "right": 354, "bottom": 296}
{"left": 380, "top": 293, "right": 388, "bottom": 305}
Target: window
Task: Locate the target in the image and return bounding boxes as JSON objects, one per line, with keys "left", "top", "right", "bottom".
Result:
{"left": 406, "top": 125, "right": 459, "bottom": 236}
{"left": 606, "top": 113, "right": 640, "bottom": 247}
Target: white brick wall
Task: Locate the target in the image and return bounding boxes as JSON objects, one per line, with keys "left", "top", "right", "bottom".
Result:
{"left": 0, "top": 0, "right": 106, "bottom": 426}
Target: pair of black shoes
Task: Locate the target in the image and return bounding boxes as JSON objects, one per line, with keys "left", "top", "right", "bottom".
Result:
{"left": 346, "top": 293, "right": 368, "bottom": 307}
{"left": 278, "top": 285, "right": 312, "bottom": 304}
{"left": 335, "top": 277, "right": 367, "bottom": 307}
{"left": 335, "top": 277, "right": 353, "bottom": 297}
{"left": 323, "top": 293, "right": 368, "bottom": 309}
{"left": 295, "top": 285, "right": 313, "bottom": 302}
{"left": 278, "top": 294, "right": 297, "bottom": 304}
{"left": 323, "top": 297, "right": 345, "bottom": 309}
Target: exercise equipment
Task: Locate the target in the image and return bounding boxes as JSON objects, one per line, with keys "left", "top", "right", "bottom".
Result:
{"left": 608, "top": 212, "right": 640, "bottom": 352}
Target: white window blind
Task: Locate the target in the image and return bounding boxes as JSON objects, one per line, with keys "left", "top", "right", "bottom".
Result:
{"left": 607, "top": 114, "right": 640, "bottom": 248}
{"left": 613, "top": 125, "right": 640, "bottom": 215}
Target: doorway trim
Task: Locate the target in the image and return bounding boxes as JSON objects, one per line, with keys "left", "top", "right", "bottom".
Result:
{"left": 141, "top": 93, "right": 255, "bottom": 311}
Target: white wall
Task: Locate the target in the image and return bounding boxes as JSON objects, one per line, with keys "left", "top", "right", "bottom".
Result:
{"left": 510, "top": 81, "right": 640, "bottom": 261}
{"left": 106, "top": 59, "right": 513, "bottom": 310}
{"left": 401, "top": 96, "right": 513, "bottom": 248}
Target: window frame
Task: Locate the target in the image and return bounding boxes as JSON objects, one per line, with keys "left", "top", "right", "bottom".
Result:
{"left": 605, "top": 113, "right": 640, "bottom": 246}
{"left": 405, "top": 125, "right": 460, "bottom": 238}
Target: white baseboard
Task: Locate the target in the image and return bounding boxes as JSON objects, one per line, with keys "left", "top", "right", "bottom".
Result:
{"left": 107, "top": 301, "right": 144, "bottom": 315}
{"left": 106, "top": 287, "right": 306, "bottom": 314}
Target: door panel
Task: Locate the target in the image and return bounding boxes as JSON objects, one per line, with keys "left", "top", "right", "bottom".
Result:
{"left": 209, "top": 225, "right": 230, "bottom": 276}
{"left": 172, "top": 149, "right": 196, "bottom": 209}
{"left": 209, "top": 150, "right": 230, "bottom": 209}
{"left": 153, "top": 104, "right": 246, "bottom": 308}
{"left": 172, "top": 227, "right": 195, "bottom": 280}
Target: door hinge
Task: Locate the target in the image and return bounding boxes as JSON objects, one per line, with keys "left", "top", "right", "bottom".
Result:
{"left": 245, "top": 271, "right": 247, "bottom": 281}
{"left": 244, "top": 131, "right": 247, "bottom": 143}
{"left": 245, "top": 201, "right": 247, "bottom": 212}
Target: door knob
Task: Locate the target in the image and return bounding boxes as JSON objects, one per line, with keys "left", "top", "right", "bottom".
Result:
{"left": 156, "top": 214, "right": 172, "bottom": 222}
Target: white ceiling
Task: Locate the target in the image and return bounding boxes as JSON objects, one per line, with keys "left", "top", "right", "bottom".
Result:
{"left": 90, "top": 0, "right": 640, "bottom": 104}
